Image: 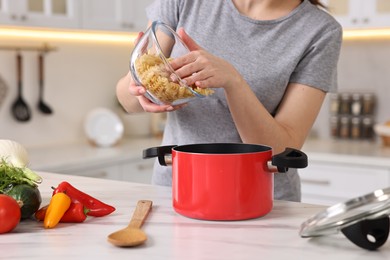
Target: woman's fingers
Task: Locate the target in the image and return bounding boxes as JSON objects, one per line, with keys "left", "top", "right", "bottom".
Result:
{"left": 137, "top": 95, "right": 187, "bottom": 113}
{"left": 134, "top": 31, "right": 144, "bottom": 44}
{"left": 128, "top": 85, "right": 146, "bottom": 96}
{"left": 169, "top": 51, "right": 197, "bottom": 71}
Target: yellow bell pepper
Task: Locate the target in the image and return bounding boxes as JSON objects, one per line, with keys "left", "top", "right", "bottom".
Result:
{"left": 44, "top": 192, "right": 71, "bottom": 229}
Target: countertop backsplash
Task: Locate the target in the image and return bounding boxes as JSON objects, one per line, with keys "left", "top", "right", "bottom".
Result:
{"left": 0, "top": 37, "right": 137, "bottom": 148}
{"left": 0, "top": 38, "right": 389, "bottom": 149}
{"left": 311, "top": 40, "right": 390, "bottom": 141}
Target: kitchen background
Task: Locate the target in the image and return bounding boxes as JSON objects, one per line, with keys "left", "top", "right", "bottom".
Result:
{"left": 0, "top": 0, "right": 390, "bottom": 206}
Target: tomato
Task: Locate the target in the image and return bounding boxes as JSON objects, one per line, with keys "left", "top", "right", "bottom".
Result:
{"left": 0, "top": 194, "right": 21, "bottom": 234}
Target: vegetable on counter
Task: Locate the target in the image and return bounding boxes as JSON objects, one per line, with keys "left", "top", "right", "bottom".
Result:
{"left": 0, "top": 139, "right": 42, "bottom": 188}
{"left": 0, "top": 159, "right": 42, "bottom": 191}
{"left": 44, "top": 192, "right": 71, "bottom": 229}
{"left": 35, "top": 202, "right": 89, "bottom": 223}
{"left": 0, "top": 194, "right": 21, "bottom": 234}
{"left": 52, "top": 181, "right": 115, "bottom": 217}
{"left": 0, "top": 139, "right": 29, "bottom": 168}
{"left": 5, "top": 184, "right": 42, "bottom": 220}
{"left": 0, "top": 139, "right": 43, "bottom": 223}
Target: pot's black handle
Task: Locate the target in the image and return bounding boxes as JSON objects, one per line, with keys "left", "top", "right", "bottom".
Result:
{"left": 143, "top": 145, "right": 176, "bottom": 166}
{"left": 271, "top": 148, "right": 308, "bottom": 173}
{"left": 341, "top": 216, "right": 390, "bottom": 251}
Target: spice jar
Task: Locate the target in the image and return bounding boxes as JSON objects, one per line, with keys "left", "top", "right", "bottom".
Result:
{"left": 339, "top": 93, "right": 351, "bottom": 115}
{"left": 339, "top": 116, "right": 350, "bottom": 138}
{"left": 329, "top": 116, "right": 339, "bottom": 137}
{"left": 362, "top": 116, "right": 374, "bottom": 139}
{"left": 350, "top": 117, "right": 361, "bottom": 139}
{"left": 362, "top": 93, "right": 376, "bottom": 115}
{"left": 351, "top": 93, "right": 362, "bottom": 116}
{"left": 329, "top": 93, "right": 340, "bottom": 115}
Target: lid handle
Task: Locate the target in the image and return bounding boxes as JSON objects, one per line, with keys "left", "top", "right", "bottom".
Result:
{"left": 341, "top": 215, "right": 390, "bottom": 251}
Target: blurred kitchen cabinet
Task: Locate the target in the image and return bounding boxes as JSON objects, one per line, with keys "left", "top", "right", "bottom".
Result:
{"left": 81, "top": 0, "right": 153, "bottom": 32}
{"left": 54, "top": 159, "right": 154, "bottom": 184}
{"left": 0, "top": 0, "right": 79, "bottom": 28}
{"left": 323, "top": 0, "right": 390, "bottom": 28}
{"left": 299, "top": 162, "right": 390, "bottom": 206}
{"left": 58, "top": 163, "right": 123, "bottom": 181}
{"left": 122, "top": 159, "right": 154, "bottom": 184}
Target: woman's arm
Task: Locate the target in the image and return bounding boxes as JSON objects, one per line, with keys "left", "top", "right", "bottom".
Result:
{"left": 225, "top": 80, "right": 325, "bottom": 153}
{"left": 171, "top": 28, "right": 326, "bottom": 153}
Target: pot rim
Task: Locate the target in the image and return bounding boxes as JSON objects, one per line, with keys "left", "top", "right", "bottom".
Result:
{"left": 172, "top": 143, "right": 272, "bottom": 155}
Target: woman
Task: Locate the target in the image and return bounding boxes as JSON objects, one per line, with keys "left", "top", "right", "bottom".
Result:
{"left": 116, "top": 0, "right": 342, "bottom": 201}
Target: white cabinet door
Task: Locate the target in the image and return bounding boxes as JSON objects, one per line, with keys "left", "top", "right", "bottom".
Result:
{"left": 0, "top": 0, "right": 79, "bottom": 28}
{"left": 363, "top": 0, "right": 390, "bottom": 28}
{"left": 59, "top": 163, "right": 123, "bottom": 180}
{"left": 323, "top": 0, "right": 361, "bottom": 28}
{"left": 50, "top": 158, "right": 154, "bottom": 184}
{"left": 323, "top": 0, "right": 390, "bottom": 29}
{"left": 81, "top": 0, "right": 122, "bottom": 31}
{"left": 81, "top": 0, "right": 153, "bottom": 32}
{"left": 122, "top": 159, "right": 154, "bottom": 184}
{"left": 299, "top": 162, "right": 390, "bottom": 206}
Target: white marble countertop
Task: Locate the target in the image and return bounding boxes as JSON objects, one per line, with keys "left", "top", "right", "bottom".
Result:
{"left": 2, "top": 172, "right": 390, "bottom": 259}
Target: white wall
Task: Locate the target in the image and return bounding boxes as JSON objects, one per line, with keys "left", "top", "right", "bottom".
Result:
{"left": 0, "top": 37, "right": 389, "bottom": 148}
{"left": 0, "top": 37, "right": 135, "bottom": 148}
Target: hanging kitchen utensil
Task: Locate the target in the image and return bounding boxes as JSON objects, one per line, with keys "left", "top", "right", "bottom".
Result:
{"left": 37, "top": 52, "right": 53, "bottom": 114}
{"left": 300, "top": 187, "right": 390, "bottom": 250}
{"left": 11, "top": 52, "right": 31, "bottom": 122}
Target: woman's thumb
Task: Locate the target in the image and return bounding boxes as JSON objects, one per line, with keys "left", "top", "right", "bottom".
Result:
{"left": 177, "top": 28, "right": 201, "bottom": 51}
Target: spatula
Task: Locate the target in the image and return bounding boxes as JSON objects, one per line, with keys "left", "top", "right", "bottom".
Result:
{"left": 37, "top": 53, "right": 53, "bottom": 114}
{"left": 11, "top": 52, "right": 31, "bottom": 122}
{"left": 107, "top": 200, "right": 152, "bottom": 247}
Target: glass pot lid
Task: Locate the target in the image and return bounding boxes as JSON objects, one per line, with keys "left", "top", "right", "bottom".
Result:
{"left": 300, "top": 187, "right": 390, "bottom": 250}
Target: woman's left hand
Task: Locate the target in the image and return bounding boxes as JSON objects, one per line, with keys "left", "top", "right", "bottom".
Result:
{"left": 169, "top": 28, "right": 244, "bottom": 91}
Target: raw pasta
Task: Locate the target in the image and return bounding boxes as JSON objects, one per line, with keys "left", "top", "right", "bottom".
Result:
{"left": 135, "top": 53, "right": 213, "bottom": 104}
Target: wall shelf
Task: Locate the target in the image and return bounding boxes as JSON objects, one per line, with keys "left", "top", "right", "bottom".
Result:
{"left": 0, "top": 42, "right": 57, "bottom": 53}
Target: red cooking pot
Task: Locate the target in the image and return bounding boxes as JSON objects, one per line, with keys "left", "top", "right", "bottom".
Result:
{"left": 143, "top": 143, "right": 307, "bottom": 220}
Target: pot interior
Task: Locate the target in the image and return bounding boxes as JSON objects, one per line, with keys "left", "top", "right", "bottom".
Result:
{"left": 173, "top": 143, "right": 271, "bottom": 154}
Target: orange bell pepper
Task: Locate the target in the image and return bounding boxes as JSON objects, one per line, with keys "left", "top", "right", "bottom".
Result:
{"left": 44, "top": 192, "right": 71, "bottom": 229}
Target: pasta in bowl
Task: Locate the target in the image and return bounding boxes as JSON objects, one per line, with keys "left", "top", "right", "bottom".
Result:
{"left": 130, "top": 20, "right": 214, "bottom": 105}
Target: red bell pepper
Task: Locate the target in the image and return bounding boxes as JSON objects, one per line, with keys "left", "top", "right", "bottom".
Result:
{"left": 35, "top": 202, "right": 89, "bottom": 223}
{"left": 52, "top": 181, "right": 115, "bottom": 217}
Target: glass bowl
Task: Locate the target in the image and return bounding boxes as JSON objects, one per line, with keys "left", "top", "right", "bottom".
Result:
{"left": 129, "top": 20, "right": 213, "bottom": 106}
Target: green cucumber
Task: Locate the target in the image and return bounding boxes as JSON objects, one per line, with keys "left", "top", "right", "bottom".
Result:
{"left": 6, "top": 184, "right": 42, "bottom": 220}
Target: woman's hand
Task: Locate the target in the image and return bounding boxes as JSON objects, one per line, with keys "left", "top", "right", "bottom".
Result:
{"left": 129, "top": 72, "right": 185, "bottom": 113}
{"left": 170, "top": 28, "right": 244, "bottom": 91}
{"left": 123, "top": 32, "right": 186, "bottom": 113}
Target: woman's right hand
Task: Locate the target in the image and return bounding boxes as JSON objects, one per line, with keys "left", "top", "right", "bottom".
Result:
{"left": 124, "top": 32, "right": 186, "bottom": 113}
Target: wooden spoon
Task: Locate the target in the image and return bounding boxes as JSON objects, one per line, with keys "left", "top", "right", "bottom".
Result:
{"left": 107, "top": 200, "right": 152, "bottom": 247}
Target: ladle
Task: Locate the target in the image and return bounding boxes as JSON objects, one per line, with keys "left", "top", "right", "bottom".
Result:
{"left": 107, "top": 200, "right": 152, "bottom": 247}
{"left": 37, "top": 53, "right": 53, "bottom": 114}
{"left": 11, "top": 52, "right": 31, "bottom": 122}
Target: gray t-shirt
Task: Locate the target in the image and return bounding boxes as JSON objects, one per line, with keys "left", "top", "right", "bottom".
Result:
{"left": 145, "top": 0, "right": 342, "bottom": 201}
